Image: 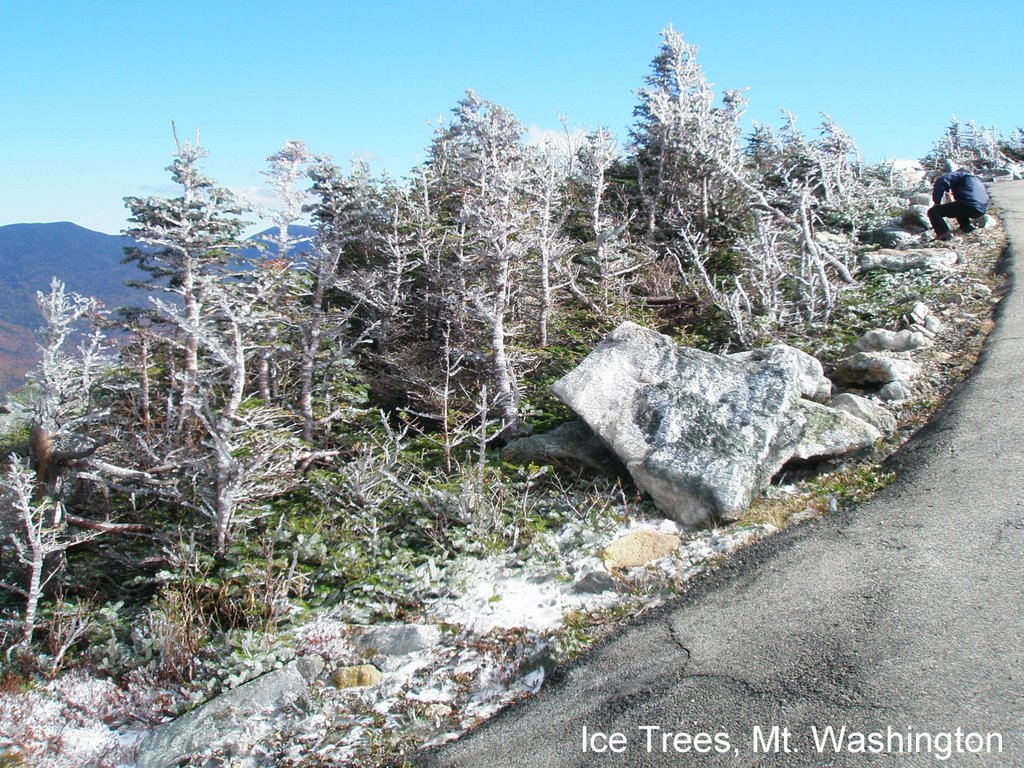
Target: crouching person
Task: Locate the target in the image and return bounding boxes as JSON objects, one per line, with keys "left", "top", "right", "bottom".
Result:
{"left": 928, "top": 168, "right": 989, "bottom": 241}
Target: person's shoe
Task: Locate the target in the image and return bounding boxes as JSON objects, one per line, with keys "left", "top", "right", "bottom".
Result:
{"left": 935, "top": 232, "right": 952, "bottom": 241}
{"left": 960, "top": 225, "right": 976, "bottom": 234}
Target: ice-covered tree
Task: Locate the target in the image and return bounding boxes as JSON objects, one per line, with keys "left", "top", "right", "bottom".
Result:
{"left": 630, "top": 25, "right": 747, "bottom": 248}
{"left": 925, "top": 117, "right": 1009, "bottom": 173}
{"left": 292, "top": 157, "right": 385, "bottom": 442}
{"left": 122, "top": 127, "right": 245, "bottom": 429}
{"left": 425, "top": 91, "right": 533, "bottom": 436}
{"left": 150, "top": 271, "right": 302, "bottom": 550}
{"left": 525, "top": 143, "right": 574, "bottom": 346}
{"left": 0, "top": 457, "right": 97, "bottom": 648}
{"left": 253, "top": 139, "right": 313, "bottom": 403}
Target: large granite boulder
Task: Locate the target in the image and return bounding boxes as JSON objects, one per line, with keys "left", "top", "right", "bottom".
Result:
{"left": 551, "top": 322, "right": 805, "bottom": 526}
{"left": 728, "top": 344, "right": 832, "bottom": 403}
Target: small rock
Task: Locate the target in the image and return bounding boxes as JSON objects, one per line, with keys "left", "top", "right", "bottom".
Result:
{"left": 852, "top": 328, "right": 930, "bottom": 353}
{"left": 923, "top": 314, "right": 945, "bottom": 334}
{"left": 424, "top": 703, "right": 454, "bottom": 723}
{"left": 814, "top": 231, "right": 849, "bottom": 247}
{"left": 860, "top": 225, "right": 920, "bottom": 248}
{"left": 901, "top": 205, "right": 931, "bottom": 229}
{"left": 908, "top": 192, "right": 933, "bottom": 206}
{"left": 828, "top": 393, "right": 897, "bottom": 435}
{"left": 908, "top": 323, "right": 936, "bottom": 339}
{"left": 571, "top": 571, "right": 618, "bottom": 595}
{"left": 859, "top": 248, "right": 957, "bottom": 273}
{"left": 347, "top": 624, "right": 442, "bottom": 659}
{"left": 906, "top": 301, "right": 931, "bottom": 325}
{"left": 501, "top": 421, "right": 624, "bottom": 475}
{"left": 332, "top": 664, "right": 383, "bottom": 689}
{"left": 791, "top": 401, "right": 883, "bottom": 462}
{"left": 601, "top": 529, "right": 681, "bottom": 570}
{"left": 970, "top": 283, "right": 993, "bottom": 297}
{"left": 831, "top": 352, "right": 921, "bottom": 386}
{"left": 878, "top": 381, "right": 914, "bottom": 402}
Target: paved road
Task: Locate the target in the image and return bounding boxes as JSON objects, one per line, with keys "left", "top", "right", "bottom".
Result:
{"left": 417, "top": 181, "right": 1024, "bottom": 767}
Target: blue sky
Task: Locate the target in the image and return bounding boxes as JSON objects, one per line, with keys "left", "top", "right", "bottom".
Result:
{"left": 3, "top": 0, "right": 1021, "bottom": 235}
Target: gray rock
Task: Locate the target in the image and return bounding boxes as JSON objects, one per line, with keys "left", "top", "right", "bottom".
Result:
{"left": 852, "top": 328, "right": 930, "bottom": 353}
{"left": 347, "top": 623, "right": 442, "bottom": 659}
{"left": 728, "top": 344, "right": 831, "bottom": 403}
{"left": 907, "top": 301, "right": 931, "bottom": 325}
{"left": 879, "top": 380, "right": 914, "bottom": 402}
{"left": 571, "top": 571, "right": 619, "bottom": 595}
{"left": 859, "top": 248, "right": 957, "bottom": 273}
{"left": 904, "top": 302, "right": 945, "bottom": 337}
{"left": 136, "top": 656, "right": 325, "bottom": 768}
{"left": 861, "top": 226, "right": 919, "bottom": 248}
{"left": 501, "top": 421, "right": 623, "bottom": 475}
{"left": 828, "top": 393, "right": 898, "bottom": 435}
{"left": 551, "top": 322, "right": 805, "bottom": 526}
{"left": 970, "top": 282, "right": 993, "bottom": 297}
{"left": 831, "top": 352, "right": 921, "bottom": 386}
{"left": 901, "top": 205, "right": 931, "bottom": 229}
{"left": 791, "top": 401, "right": 882, "bottom": 462}
{"left": 908, "top": 192, "right": 933, "bottom": 206}
{"left": 814, "top": 231, "right": 850, "bottom": 247}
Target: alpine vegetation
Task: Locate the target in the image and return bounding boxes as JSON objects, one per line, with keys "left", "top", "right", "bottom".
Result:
{"left": 0, "top": 24, "right": 1017, "bottom": 767}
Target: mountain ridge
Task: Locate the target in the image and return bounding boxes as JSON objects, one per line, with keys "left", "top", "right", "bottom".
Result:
{"left": 0, "top": 221, "right": 317, "bottom": 394}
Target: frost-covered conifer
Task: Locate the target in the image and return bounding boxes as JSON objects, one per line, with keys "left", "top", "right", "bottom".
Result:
{"left": 630, "top": 24, "right": 747, "bottom": 247}
{"left": 423, "top": 91, "right": 533, "bottom": 436}
{"left": 122, "top": 127, "right": 245, "bottom": 427}
{"left": 253, "top": 139, "right": 313, "bottom": 404}
{"left": 150, "top": 271, "right": 301, "bottom": 550}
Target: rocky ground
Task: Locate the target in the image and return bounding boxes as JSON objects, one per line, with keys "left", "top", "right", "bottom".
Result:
{"left": 0, "top": 204, "right": 1009, "bottom": 768}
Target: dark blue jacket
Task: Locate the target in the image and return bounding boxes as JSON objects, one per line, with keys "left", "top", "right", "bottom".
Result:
{"left": 932, "top": 171, "right": 989, "bottom": 212}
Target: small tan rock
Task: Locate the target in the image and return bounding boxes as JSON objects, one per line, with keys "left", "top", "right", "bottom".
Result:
{"left": 601, "top": 530, "right": 681, "bottom": 569}
{"left": 332, "top": 664, "right": 382, "bottom": 689}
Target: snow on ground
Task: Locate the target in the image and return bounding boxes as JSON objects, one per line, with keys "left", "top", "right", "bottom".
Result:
{"left": 0, "top": 509, "right": 782, "bottom": 766}
{"left": 425, "top": 513, "right": 770, "bottom": 635}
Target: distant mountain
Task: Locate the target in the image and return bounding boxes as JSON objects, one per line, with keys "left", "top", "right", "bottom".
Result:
{"left": 0, "top": 222, "right": 318, "bottom": 395}
{"left": 0, "top": 222, "right": 150, "bottom": 394}
{"left": 0, "top": 222, "right": 146, "bottom": 326}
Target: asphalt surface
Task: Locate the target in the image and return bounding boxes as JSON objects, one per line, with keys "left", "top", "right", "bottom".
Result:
{"left": 416, "top": 180, "right": 1024, "bottom": 767}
